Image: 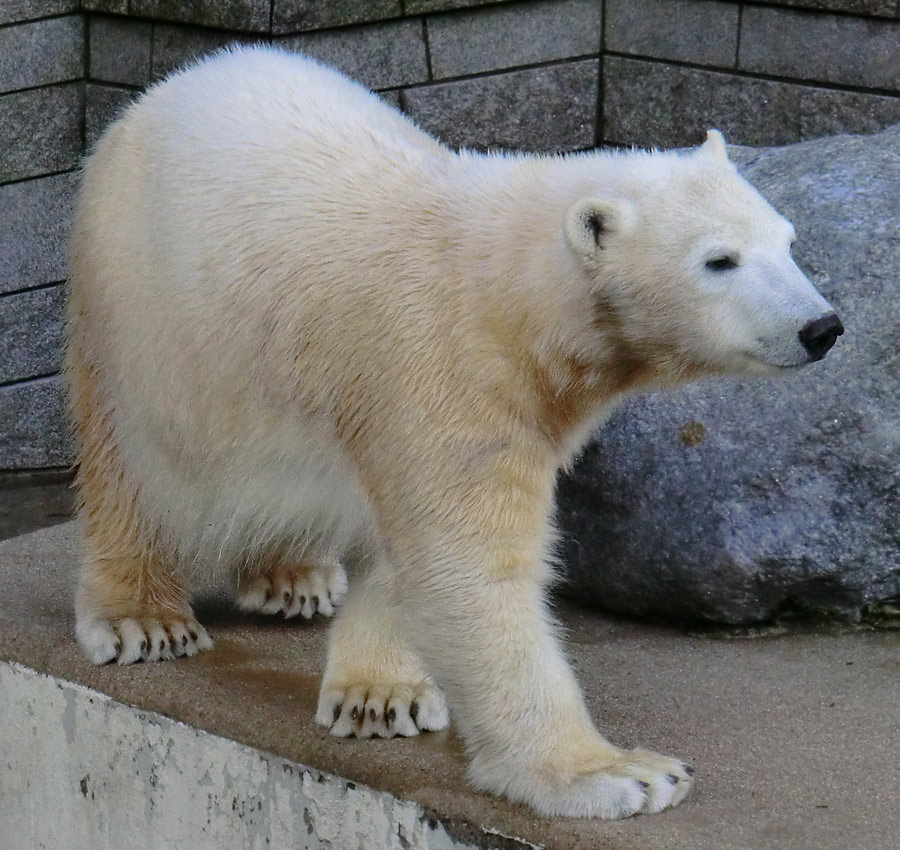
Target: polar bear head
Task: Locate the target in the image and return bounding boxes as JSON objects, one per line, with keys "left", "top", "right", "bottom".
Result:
{"left": 562, "top": 130, "right": 843, "bottom": 384}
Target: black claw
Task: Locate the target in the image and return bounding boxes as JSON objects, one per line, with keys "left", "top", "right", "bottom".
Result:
{"left": 158, "top": 639, "right": 166, "bottom": 652}
{"left": 283, "top": 590, "right": 291, "bottom": 604}
{"left": 683, "top": 765, "right": 695, "bottom": 777}
{"left": 333, "top": 704, "right": 341, "bottom": 723}
{"left": 409, "top": 701, "right": 419, "bottom": 722}
{"left": 189, "top": 630, "right": 198, "bottom": 641}
{"left": 312, "top": 595, "right": 320, "bottom": 610}
{"left": 299, "top": 595, "right": 306, "bottom": 606}
{"left": 666, "top": 774, "right": 679, "bottom": 785}
{"left": 182, "top": 634, "right": 188, "bottom": 646}
{"left": 350, "top": 705, "right": 360, "bottom": 722}
{"left": 637, "top": 781, "right": 650, "bottom": 789}
{"left": 369, "top": 707, "right": 377, "bottom": 722}
{"left": 139, "top": 639, "right": 148, "bottom": 655}
{"left": 387, "top": 707, "right": 396, "bottom": 724}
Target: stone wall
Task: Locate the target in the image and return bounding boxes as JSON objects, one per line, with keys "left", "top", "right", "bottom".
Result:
{"left": 2, "top": 0, "right": 900, "bottom": 468}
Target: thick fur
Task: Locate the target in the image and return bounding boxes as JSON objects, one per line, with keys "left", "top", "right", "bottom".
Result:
{"left": 65, "top": 47, "right": 837, "bottom": 818}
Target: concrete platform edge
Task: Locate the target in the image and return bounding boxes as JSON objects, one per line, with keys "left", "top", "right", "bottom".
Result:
{"left": 0, "top": 660, "right": 537, "bottom": 850}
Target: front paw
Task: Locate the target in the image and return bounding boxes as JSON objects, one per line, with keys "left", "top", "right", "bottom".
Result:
{"left": 470, "top": 744, "right": 694, "bottom": 819}
{"left": 315, "top": 679, "right": 449, "bottom": 739}
{"left": 76, "top": 613, "right": 213, "bottom": 665}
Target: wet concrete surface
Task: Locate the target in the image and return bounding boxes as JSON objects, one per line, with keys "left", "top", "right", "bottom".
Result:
{"left": 1, "top": 521, "right": 898, "bottom": 850}
{"left": 0, "top": 470, "right": 74, "bottom": 541}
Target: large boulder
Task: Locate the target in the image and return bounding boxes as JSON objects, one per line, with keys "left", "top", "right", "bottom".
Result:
{"left": 557, "top": 124, "right": 900, "bottom": 627}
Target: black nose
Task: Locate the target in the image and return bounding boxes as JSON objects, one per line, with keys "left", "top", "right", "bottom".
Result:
{"left": 799, "top": 313, "right": 844, "bottom": 360}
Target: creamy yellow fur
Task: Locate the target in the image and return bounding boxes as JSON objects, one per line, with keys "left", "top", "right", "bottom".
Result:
{"left": 65, "top": 47, "right": 837, "bottom": 818}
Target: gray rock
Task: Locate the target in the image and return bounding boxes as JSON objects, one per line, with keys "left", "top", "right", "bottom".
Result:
{"left": 0, "top": 172, "right": 79, "bottom": 295}
{"left": 279, "top": 19, "right": 428, "bottom": 91}
{"left": 0, "top": 85, "right": 82, "bottom": 183}
{"left": 739, "top": 6, "right": 900, "bottom": 90}
{"left": 0, "top": 16, "right": 83, "bottom": 95}
{"left": 272, "top": 0, "right": 402, "bottom": 35}
{"left": 0, "top": 376, "right": 74, "bottom": 469}
{"left": 427, "top": 0, "right": 602, "bottom": 80}
{"left": 0, "top": 286, "right": 65, "bottom": 384}
{"left": 557, "top": 124, "right": 900, "bottom": 627}
{"left": 89, "top": 17, "right": 152, "bottom": 86}
{"left": 402, "top": 60, "right": 598, "bottom": 152}
{"left": 605, "top": 0, "right": 738, "bottom": 69}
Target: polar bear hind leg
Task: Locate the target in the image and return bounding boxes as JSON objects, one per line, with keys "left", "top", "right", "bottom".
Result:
{"left": 236, "top": 556, "right": 348, "bottom": 620}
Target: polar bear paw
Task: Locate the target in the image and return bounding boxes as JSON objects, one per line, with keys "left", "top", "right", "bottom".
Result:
{"left": 76, "top": 613, "right": 214, "bottom": 665}
{"left": 236, "top": 561, "right": 348, "bottom": 620}
{"left": 471, "top": 746, "right": 694, "bottom": 819}
{"left": 315, "top": 679, "right": 449, "bottom": 738}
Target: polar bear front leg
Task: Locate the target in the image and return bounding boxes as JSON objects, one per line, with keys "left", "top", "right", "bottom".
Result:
{"left": 388, "top": 533, "right": 693, "bottom": 819}
{"left": 315, "top": 557, "right": 449, "bottom": 739}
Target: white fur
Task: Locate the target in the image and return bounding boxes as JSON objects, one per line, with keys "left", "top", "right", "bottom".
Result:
{"left": 67, "top": 46, "right": 837, "bottom": 819}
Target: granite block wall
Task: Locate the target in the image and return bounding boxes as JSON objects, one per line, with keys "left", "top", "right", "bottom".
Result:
{"left": 2, "top": 0, "right": 900, "bottom": 468}
{"left": 0, "top": 9, "right": 83, "bottom": 469}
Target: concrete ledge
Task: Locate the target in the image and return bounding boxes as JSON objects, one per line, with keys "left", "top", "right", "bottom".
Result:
{"left": 1, "top": 662, "right": 499, "bottom": 850}
{"left": 1, "top": 523, "right": 899, "bottom": 849}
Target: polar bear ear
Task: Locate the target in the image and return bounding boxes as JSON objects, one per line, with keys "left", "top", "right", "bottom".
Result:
{"left": 700, "top": 129, "right": 729, "bottom": 162}
{"left": 564, "top": 197, "right": 636, "bottom": 258}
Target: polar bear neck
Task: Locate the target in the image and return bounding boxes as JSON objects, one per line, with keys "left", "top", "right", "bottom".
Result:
{"left": 435, "top": 150, "right": 659, "bottom": 455}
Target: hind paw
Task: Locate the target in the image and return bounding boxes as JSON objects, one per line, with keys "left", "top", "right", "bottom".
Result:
{"left": 236, "top": 560, "right": 348, "bottom": 620}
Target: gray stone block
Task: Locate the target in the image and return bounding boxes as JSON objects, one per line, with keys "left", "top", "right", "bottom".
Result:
{"left": 0, "top": 286, "right": 65, "bottom": 384}
{"left": 776, "top": 0, "right": 897, "bottom": 17}
{"left": 151, "top": 25, "right": 264, "bottom": 80}
{"left": 402, "top": 60, "right": 598, "bottom": 152}
{"left": 606, "top": 0, "right": 738, "bottom": 68}
{"left": 81, "top": 0, "right": 128, "bottom": 11}
{"left": 0, "top": 85, "right": 82, "bottom": 183}
{"left": 272, "top": 1, "right": 402, "bottom": 35}
{"left": 0, "top": 376, "right": 74, "bottom": 469}
{"left": 89, "top": 17, "right": 152, "bottom": 86}
{"left": 427, "top": 0, "right": 602, "bottom": 79}
{"left": 377, "top": 89, "right": 402, "bottom": 109}
{"left": 85, "top": 84, "right": 137, "bottom": 148}
{"left": 740, "top": 7, "right": 900, "bottom": 90}
{"left": 800, "top": 88, "right": 900, "bottom": 139}
{"left": 603, "top": 56, "right": 801, "bottom": 148}
{"left": 0, "top": 0, "right": 78, "bottom": 25}
{"left": 0, "top": 16, "right": 84, "bottom": 95}
{"left": 406, "top": 0, "right": 505, "bottom": 11}
{"left": 0, "top": 173, "right": 79, "bottom": 295}
{"left": 558, "top": 124, "right": 900, "bottom": 627}
{"left": 130, "top": 0, "right": 271, "bottom": 32}
{"left": 280, "top": 20, "right": 428, "bottom": 90}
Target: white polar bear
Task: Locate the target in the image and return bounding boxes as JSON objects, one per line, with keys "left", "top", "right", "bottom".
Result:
{"left": 65, "top": 46, "right": 843, "bottom": 819}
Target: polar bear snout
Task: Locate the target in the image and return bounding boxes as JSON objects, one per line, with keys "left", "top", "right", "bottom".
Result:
{"left": 798, "top": 312, "right": 844, "bottom": 361}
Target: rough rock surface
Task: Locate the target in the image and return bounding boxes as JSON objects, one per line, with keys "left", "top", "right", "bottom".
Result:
{"left": 557, "top": 124, "right": 900, "bottom": 627}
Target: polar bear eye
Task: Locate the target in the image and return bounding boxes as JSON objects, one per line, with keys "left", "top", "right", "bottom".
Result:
{"left": 706, "top": 256, "right": 738, "bottom": 272}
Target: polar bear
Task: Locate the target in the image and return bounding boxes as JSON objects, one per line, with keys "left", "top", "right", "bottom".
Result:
{"left": 65, "top": 46, "right": 843, "bottom": 819}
